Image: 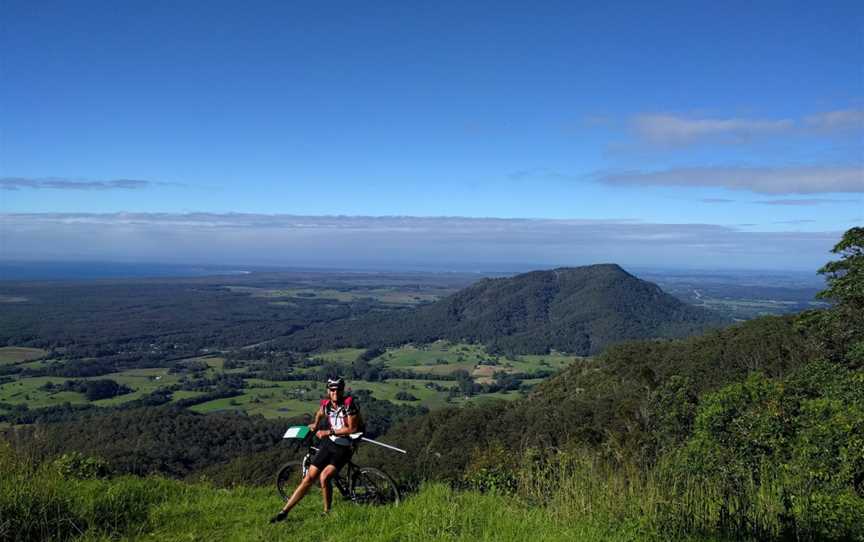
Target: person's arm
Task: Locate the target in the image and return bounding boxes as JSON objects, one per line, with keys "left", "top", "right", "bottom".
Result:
{"left": 331, "top": 413, "right": 359, "bottom": 437}
{"left": 308, "top": 406, "right": 324, "bottom": 432}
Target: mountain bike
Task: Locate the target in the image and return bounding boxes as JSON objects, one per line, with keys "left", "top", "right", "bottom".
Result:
{"left": 276, "top": 434, "right": 400, "bottom": 506}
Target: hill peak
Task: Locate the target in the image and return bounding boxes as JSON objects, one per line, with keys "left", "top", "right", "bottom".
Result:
{"left": 281, "top": 264, "right": 728, "bottom": 356}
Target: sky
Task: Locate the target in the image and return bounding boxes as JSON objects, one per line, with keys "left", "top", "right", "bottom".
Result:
{"left": 1, "top": 0, "right": 862, "bottom": 271}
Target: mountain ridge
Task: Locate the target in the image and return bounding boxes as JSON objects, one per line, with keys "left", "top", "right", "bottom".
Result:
{"left": 278, "top": 264, "right": 728, "bottom": 355}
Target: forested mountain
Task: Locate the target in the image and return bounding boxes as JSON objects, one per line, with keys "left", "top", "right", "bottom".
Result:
{"left": 279, "top": 264, "right": 728, "bottom": 355}
{"left": 362, "top": 314, "right": 820, "bottom": 480}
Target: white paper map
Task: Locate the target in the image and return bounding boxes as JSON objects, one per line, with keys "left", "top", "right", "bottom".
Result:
{"left": 283, "top": 426, "right": 310, "bottom": 439}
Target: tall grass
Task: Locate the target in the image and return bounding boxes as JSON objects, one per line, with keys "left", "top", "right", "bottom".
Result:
{"left": 1, "top": 441, "right": 710, "bottom": 542}
{"left": 0, "top": 442, "right": 179, "bottom": 541}
{"left": 3, "top": 441, "right": 859, "bottom": 541}
{"left": 513, "top": 448, "right": 862, "bottom": 541}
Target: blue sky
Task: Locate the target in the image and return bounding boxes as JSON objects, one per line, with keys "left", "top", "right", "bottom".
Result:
{"left": 1, "top": 1, "right": 862, "bottom": 270}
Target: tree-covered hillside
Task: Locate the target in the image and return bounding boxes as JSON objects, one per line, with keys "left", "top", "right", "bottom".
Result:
{"left": 356, "top": 229, "right": 864, "bottom": 540}
{"left": 279, "top": 264, "right": 728, "bottom": 355}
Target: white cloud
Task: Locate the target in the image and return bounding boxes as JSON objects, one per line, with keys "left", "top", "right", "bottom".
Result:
{"left": 804, "top": 109, "right": 864, "bottom": 131}
{"left": 599, "top": 166, "right": 864, "bottom": 194}
{"left": 756, "top": 198, "right": 859, "bottom": 206}
{"left": 632, "top": 114, "right": 793, "bottom": 146}
{"left": 629, "top": 109, "right": 864, "bottom": 146}
{"left": 508, "top": 168, "right": 582, "bottom": 181}
{"left": 0, "top": 177, "right": 183, "bottom": 191}
{"left": 0, "top": 212, "right": 845, "bottom": 271}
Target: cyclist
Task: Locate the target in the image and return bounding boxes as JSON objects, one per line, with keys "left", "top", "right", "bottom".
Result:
{"left": 270, "top": 376, "right": 360, "bottom": 522}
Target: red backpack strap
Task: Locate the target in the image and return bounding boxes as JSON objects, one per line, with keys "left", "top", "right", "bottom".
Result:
{"left": 342, "top": 395, "right": 359, "bottom": 416}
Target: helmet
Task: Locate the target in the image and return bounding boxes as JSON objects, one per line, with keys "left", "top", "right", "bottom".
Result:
{"left": 327, "top": 376, "right": 345, "bottom": 391}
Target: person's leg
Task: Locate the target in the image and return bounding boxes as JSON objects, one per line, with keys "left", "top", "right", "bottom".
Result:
{"left": 319, "top": 465, "right": 338, "bottom": 513}
{"left": 280, "top": 465, "right": 320, "bottom": 514}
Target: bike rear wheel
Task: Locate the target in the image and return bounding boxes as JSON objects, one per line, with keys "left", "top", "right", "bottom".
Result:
{"left": 350, "top": 467, "right": 400, "bottom": 505}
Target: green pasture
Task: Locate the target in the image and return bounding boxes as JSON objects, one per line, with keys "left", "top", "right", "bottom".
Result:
{"left": 169, "top": 390, "right": 207, "bottom": 402}
{"left": 377, "top": 342, "right": 575, "bottom": 370}
{"left": 374, "top": 343, "right": 577, "bottom": 382}
{"left": 516, "top": 352, "right": 581, "bottom": 370}
{"left": 1, "top": 341, "right": 576, "bottom": 417}
{"left": 190, "top": 379, "right": 322, "bottom": 418}
{"left": 202, "top": 356, "right": 225, "bottom": 369}
{"left": 0, "top": 367, "right": 186, "bottom": 410}
{"left": 377, "top": 342, "right": 487, "bottom": 368}
{"left": 0, "top": 347, "right": 47, "bottom": 365}
{"left": 189, "top": 377, "right": 461, "bottom": 418}
{"left": 17, "top": 359, "right": 49, "bottom": 370}
{"left": 0, "top": 377, "right": 88, "bottom": 408}
{"left": 371, "top": 378, "right": 457, "bottom": 407}
{"left": 91, "top": 368, "right": 182, "bottom": 406}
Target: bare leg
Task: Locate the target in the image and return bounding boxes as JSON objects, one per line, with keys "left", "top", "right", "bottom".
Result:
{"left": 280, "top": 465, "right": 320, "bottom": 514}
{"left": 319, "top": 465, "right": 338, "bottom": 513}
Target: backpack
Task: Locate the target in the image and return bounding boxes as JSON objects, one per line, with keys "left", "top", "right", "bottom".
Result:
{"left": 320, "top": 395, "right": 365, "bottom": 435}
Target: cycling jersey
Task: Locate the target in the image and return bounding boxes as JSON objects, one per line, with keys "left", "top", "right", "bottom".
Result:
{"left": 319, "top": 396, "right": 358, "bottom": 447}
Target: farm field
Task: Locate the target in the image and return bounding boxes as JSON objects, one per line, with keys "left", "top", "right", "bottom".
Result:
{"left": 0, "top": 347, "right": 47, "bottom": 365}
{"left": 0, "top": 342, "right": 580, "bottom": 420}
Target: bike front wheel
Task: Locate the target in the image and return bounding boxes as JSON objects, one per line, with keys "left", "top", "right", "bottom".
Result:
{"left": 276, "top": 460, "right": 309, "bottom": 500}
{"left": 350, "top": 467, "right": 400, "bottom": 506}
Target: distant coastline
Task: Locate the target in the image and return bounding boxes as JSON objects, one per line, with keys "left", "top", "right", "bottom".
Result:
{"left": 0, "top": 261, "right": 253, "bottom": 281}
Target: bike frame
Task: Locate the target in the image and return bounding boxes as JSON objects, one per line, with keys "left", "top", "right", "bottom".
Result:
{"left": 301, "top": 443, "right": 361, "bottom": 501}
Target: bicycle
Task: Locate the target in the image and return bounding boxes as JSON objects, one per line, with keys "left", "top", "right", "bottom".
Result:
{"left": 276, "top": 433, "right": 400, "bottom": 506}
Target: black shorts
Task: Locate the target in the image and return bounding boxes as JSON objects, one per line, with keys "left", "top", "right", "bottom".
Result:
{"left": 311, "top": 438, "right": 353, "bottom": 471}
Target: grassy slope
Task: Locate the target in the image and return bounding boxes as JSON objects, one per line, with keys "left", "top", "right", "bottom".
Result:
{"left": 2, "top": 438, "right": 719, "bottom": 542}
{"left": 10, "top": 476, "right": 718, "bottom": 542}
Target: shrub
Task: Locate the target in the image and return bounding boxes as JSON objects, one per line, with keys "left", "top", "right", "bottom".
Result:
{"left": 672, "top": 360, "right": 864, "bottom": 540}
{"left": 53, "top": 452, "right": 110, "bottom": 480}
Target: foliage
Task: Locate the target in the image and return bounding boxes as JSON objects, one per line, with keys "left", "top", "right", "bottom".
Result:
{"left": 460, "top": 441, "right": 520, "bottom": 494}
{"left": 799, "top": 226, "right": 864, "bottom": 366}
{"left": 673, "top": 360, "right": 864, "bottom": 540}
{"left": 53, "top": 452, "right": 110, "bottom": 480}
{"left": 9, "top": 407, "right": 287, "bottom": 477}
{"left": 366, "top": 315, "right": 816, "bottom": 482}
{"left": 817, "top": 226, "right": 864, "bottom": 307}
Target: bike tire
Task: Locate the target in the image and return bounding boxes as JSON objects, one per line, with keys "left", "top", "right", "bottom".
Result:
{"left": 351, "top": 467, "right": 400, "bottom": 506}
{"left": 276, "top": 460, "right": 310, "bottom": 500}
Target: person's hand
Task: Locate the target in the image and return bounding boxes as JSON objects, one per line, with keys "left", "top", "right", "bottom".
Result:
{"left": 307, "top": 423, "right": 316, "bottom": 432}
{"left": 316, "top": 430, "right": 329, "bottom": 439}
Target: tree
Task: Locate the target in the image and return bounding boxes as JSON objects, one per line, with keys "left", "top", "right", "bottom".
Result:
{"left": 818, "top": 227, "right": 864, "bottom": 307}
{"left": 807, "top": 227, "right": 864, "bottom": 365}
